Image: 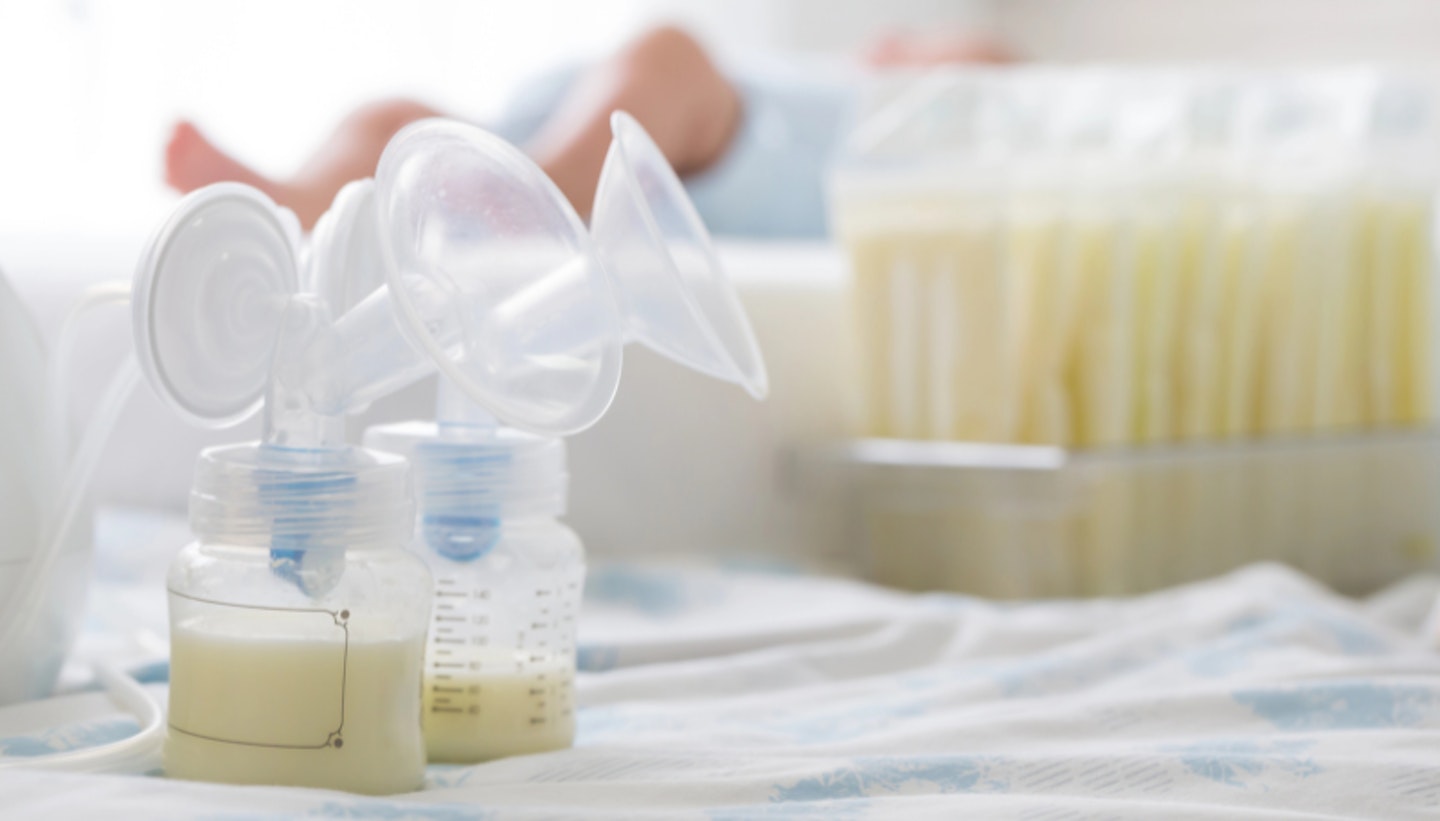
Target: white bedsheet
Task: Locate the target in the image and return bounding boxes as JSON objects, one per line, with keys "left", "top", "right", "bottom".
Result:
{"left": 2, "top": 510, "right": 1439, "bottom": 819}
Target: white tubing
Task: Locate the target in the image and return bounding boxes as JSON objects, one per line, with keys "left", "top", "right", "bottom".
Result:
{"left": 50, "top": 354, "right": 143, "bottom": 584}
{"left": 0, "top": 662, "right": 164, "bottom": 774}
{"left": 44, "top": 281, "right": 132, "bottom": 472}
{"left": 0, "top": 355, "right": 140, "bottom": 666}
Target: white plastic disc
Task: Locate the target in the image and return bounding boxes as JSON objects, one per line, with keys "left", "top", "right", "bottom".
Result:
{"left": 132, "top": 183, "right": 298, "bottom": 428}
{"left": 310, "top": 178, "right": 387, "bottom": 316}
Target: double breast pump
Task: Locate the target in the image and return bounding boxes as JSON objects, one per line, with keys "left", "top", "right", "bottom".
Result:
{"left": 134, "top": 113, "right": 766, "bottom": 792}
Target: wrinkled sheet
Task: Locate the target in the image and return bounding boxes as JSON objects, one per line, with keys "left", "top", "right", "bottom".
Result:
{"left": 2, "top": 510, "right": 1439, "bottom": 819}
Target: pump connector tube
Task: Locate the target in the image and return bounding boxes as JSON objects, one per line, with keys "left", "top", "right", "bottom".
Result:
{"left": 262, "top": 294, "right": 346, "bottom": 449}
{"left": 0, "top": 662, "right": 164, "bottom": 774}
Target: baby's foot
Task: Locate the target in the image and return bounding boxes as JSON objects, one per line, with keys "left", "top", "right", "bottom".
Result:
{"left": 164, "top": 121, "right": 277, "bottom": 196}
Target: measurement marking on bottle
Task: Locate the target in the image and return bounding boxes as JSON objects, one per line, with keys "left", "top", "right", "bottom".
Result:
{"left": 436, "top": 590, "right": 469, "bottom": 599}
{"left": 433, "top": 661, "right": 465, "bottom": 670}
{"left": 433, "top": 637, "right": 466, "bottom": 646}
{"left": 431, "top": 706, "right": 464, "bottom": 715}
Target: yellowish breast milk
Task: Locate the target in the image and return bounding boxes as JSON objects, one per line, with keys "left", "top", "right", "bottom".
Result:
{"left": 166, "top": 626, "right": 426, "bottom": 795}
{"left": 422, "top": 648, "right": 575, "bottom": 763}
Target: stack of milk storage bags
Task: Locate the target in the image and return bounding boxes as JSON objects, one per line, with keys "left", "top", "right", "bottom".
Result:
{"left": 828, "top": 69, "right": 1440, "bottom": 596}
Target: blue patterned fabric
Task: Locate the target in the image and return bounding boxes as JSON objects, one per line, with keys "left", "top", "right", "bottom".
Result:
{"left": 3, "top": 556, "right": 1438, "bottom": 819}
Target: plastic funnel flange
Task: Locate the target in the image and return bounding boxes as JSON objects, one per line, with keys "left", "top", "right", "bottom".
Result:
{"left": 132, "top": 183, "right": 299, "bottom": 428}
{"left": 591, "top": 110, "right": 768, "bottom": 399}
{"left": 373, "top": 119, "right": 624, "bottom": 437}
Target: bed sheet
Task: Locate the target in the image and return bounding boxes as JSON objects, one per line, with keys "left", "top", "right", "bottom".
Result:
{"left": 2, "top": 509, "right": 1439, "bottom": 819}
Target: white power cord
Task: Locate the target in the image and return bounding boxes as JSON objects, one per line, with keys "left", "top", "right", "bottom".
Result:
{"left": 0, "top": 661, "right": 164, "bottom": 774}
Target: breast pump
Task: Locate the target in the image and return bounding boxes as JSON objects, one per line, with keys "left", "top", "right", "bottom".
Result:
{"left": 127, "top": 119, "right": 629, "bottom": 792}
{"left": 127, "top": 112, "right": 766, "bottom": 789}
{"left": 358, "top": 112, "right": 768, "bottom": 763}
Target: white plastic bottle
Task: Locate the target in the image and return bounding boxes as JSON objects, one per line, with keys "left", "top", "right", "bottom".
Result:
{"left": 164, "top": 444, "right": 432, "bottom": 794}
{"left": 354, "top": 111, "right": 769, "bottom": 764}
{"left": 366, "top": 421, "right": 583, "bottom": 763}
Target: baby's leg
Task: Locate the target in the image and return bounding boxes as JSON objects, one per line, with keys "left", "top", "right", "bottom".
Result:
{"left": 529, "top": 26, "right": 741, "bottom": 218}
{"left": 287, "top": 98, "right": 444, "bottom": 224}
{"left": 162, "top": 26, "right": 739, "bottom": 227}
{"left": 165, "top": 98, "right": 442, "bottom": 228}
{"left": 166, "top": 122, "right": 278, "bottom": 204}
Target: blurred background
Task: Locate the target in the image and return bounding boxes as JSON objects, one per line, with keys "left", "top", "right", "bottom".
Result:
{"left": 3, "top": 0, "right": 1440, "bottom": 600}
{"left": 7, "top": 0, "right": 1440, "bottom": 236}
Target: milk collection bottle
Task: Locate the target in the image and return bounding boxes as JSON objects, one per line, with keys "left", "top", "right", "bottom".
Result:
{"left": 131, "top": 181, "right": 443, "bottom": 792}
{"left": 822, "top": 69, "right": 1440, "bottom": 601}
{"left": 832, "top": 69, "right": 1436, "bottom": 446}
{"left": 366, "top": 417, "right": 583, "bottom": 763}
{"left": 131, "top": 113, "right": 766, "bottom": 790}
{"left": 361, "top": 113, "right": 766, "bottom": 763}
{"left": 163, "top": 444, "right": 430, "bottom": 793}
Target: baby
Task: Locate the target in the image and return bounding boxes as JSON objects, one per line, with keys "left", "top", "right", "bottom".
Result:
{"left": 165, "top": 25, "right": 1010, "bottom": 239}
